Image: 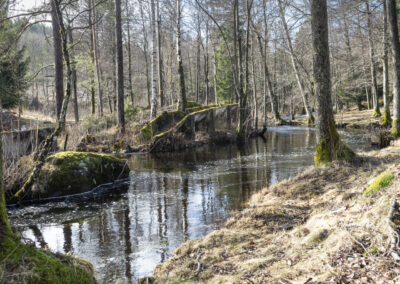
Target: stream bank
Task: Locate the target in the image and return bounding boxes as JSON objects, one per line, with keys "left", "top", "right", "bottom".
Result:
{"left": 146, "top": 145, "right": 400, "bottom": 283}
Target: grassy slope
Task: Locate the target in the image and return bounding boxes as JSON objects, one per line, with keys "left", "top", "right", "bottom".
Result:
{"left": 151, "top": 144, "right": 400, "bottom": 283}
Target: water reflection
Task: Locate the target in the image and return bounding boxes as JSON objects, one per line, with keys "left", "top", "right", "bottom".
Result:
{"left": 8, "top": 126, "right": 369, "bottom": 282}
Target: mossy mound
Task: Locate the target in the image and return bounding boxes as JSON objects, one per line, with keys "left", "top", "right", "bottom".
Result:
{"left": 25, "top": 152, "right": 130, "bottom": 200}
{"left": 0, "top": 236, "right": 96, "bottom": 283}
{"left": 363, "top": 171, "right": 394, "bottom": 197}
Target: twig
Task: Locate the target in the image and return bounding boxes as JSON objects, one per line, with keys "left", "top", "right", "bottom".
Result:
{"left": 195, "top": 252, "right": 204, "bottom": 275}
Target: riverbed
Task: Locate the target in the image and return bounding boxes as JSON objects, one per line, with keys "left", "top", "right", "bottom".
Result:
{"left": 8, "top": 126, "right": 370, "bottom": 283}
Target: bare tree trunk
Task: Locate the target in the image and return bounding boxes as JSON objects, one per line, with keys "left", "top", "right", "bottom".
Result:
{"left": 388, "top": 0, "right": 400, "bottom": 137}
{"left": 126, "top": 0, "right": 134, "bottom": 105}
{"left": 251, "top": 35, "right": 258, "bottom": 129}
{"left": 91, "top": 0, "right": 103, "bottom": 117}
{"left": 115, "top": 0, "right": 125, "bottom": 132}
{"left": 311, "top": 0, "right": 353, "bottom": 167}
{"left": 67, "top": 22, "right": 79, "bottom": 123}
{"left": 176, "top": 0, "right": 187, "bottom": 112}
{"left": 236, "top": 0, "right": 246, "bottom": 142}
{"left": 204, "top": 18, "right": 210, "bottom": 105}
{"left": 196, "top": 11, "right": 201, "bottom": 103}
{"left": 139, "top": 1, "right": 151, "bottom": 109}
{"left": 150, "top": 0, "right": 158, "bottom": 119}
{"left": 382, "top": 0, "right": 391, "bottom": 125}
{"left": 88, "top": 0, "right": 96, "bottom": 115}
{"left": 156, "top": 0, "right": 164, "bottom": 107}
{"left": 51, "top": 0, "right": 64, "bottom": 119}
{"left": 278, "top": 0, "right": 313, "bottom": 124}
{"left": 365, "top": 0, "right": 380, "bottom": 117}
{"left": 212, "top": 42, "right": 218, "bottom": 104}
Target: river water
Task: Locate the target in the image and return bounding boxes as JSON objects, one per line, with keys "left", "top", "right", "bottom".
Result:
{"left": 8, "top": 126, "right": 370, "bottom": 283}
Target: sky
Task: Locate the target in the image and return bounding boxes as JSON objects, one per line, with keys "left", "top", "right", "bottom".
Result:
{"left": 13, "top": 0, "right": 44, "bottom": 12}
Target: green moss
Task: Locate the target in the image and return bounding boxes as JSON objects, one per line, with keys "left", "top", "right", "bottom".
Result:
{"left": 372, "top": 108, "right": 382, "bottom": 118}
{"left": 0, "top": 236, "right": 96, "bottom": 283}
{"left": 391, "top": 120, "right": 400, "bottom": 139}
{"left": 112, "top": 141, "right": 127, "bottom": 152}
{"left": 363, "top": 171, "right": 394, "bottom": 197}
{"left": 314, "top": 120, "right": 355, "bottom": 167}
{"left": 81, "top": 134, "right": 96, "bottom": 144}
{"left": 380, "top": 110, "right": 392, "bottom": 126}
{"left": 139, "top": 111, "right": 186, "bottom": 142}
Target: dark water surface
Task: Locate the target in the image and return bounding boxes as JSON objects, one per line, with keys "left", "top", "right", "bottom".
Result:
{"left": 8, "top": 126, "right": 370, "bottom": 283}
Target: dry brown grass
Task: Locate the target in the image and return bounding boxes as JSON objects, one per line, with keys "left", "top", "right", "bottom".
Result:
{"left": 151, "top": 146, "right": 400, "bottom": 283}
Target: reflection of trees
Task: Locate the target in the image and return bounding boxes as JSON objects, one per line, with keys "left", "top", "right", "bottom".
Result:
{"left": 29, "top": 225, "right": 47, "bottom": 249}
{"left": 62, "top": 223, "right": 72, "bottom": 253}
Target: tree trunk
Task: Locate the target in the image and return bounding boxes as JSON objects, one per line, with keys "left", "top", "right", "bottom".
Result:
{"left": 150, "top": 0, "right": 158, "bottom": 119}
{"left": 140, "top": 1, "right": 151, "bottom": 109}
{"left": 115, "top": 0, "right": 125, "bottom": 132}
{"left": 196, "top": 12, "right": 201, "bottom": 103}
{"left": 91, "top": 0, "right": 103, "bottom": 117}
{"left": 212, "top": 42, "right": 218, "bottom": 104}
{"left": 311, "top": 0, "right": 354, "bottom": 167}
{"left": 204, "top": 18, "right": 210, "bottom": 105}
{"left": 388, "top": 0, "right": 400, "bottom": 137}
{"left": 51, "top": 0, "right": 64, "bottom": 119}
{"left": 156, "top": 0, "right": 164, "bottom": 107}
{"left": 88, "top": 0, "right": 96, "bottom": 115}
{"left": 126, "top": 0, "right": 134, "bottom": 105}
{"left": 382, "top": 0, "right": 391, "bottom": 125}
{"left": 176, "top": 0, "right": 187, "bottom": 112}
{"left": 251, "top": 35, "right": 258, "bottom": 129}
{"left": 365, "top": 0, "right": 381, "bottom": 117}
{"left": 67, "top": 23, "right": 79, "bottom": 123}
{"left": 278, "top": 0, "right": 313, "bottom": 124}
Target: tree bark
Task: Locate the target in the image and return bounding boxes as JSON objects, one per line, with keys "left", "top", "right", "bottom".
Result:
{"left": 150, "top": 0, "right": 158, "bottom": 119}
{"left": 91, "top": 0, "right": 103, "bottom": 117}
{"left": 311, "top": 0, "right": 354, "bottom": 167}
{"left": 139, "top": 1, "right": 151, "bottom": 109}
{"left": 382, "top": 0, "right": 391, "bottom": 125}
{"left": 115, "top": 0, "right": 125, "bottom": 132}
{"left": 126, "top": 0, "right": 134, "bottom": 105}
{"left": 388, "top": 0, "right": 400, "bottom": 137}
{"left": 51, "top": 0, "right": 64, "bottom": 119}
{"left": 88, "top": 0, "right": 96, "bottom": 115}
{"left": 67, "top": 23, "right": 79, "bottom": 123}
{"left": 156, "top": 0, "right": 164, "bottom": 107}
{"left": 176, "top": 0, "right": 187, "bottom": 112}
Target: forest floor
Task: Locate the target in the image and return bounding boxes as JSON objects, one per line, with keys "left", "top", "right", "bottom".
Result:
{"left": 146, "top": 140, "right": 400, "bottom": 283}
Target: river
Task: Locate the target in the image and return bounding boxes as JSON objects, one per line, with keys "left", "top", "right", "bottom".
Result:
{"left": 8, "top": 126, "right": 370, "bottom": 283}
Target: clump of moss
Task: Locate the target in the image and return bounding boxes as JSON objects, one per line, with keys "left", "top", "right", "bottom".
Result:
{"left": 314, "top": 121, "right": 355, "bottom": 167}
{"left": 380, "top": 110, "right": 392, "bottom": 126}
{"left": 372, "top": 108, "right": 382, "bottom": 118}
{"left": 363, "top": 171, "right": 394, "bottom": 197}
{"left": 0, "top": 236, "right": 97, "bottom": 283}
{"left": 139, "top": 111, "right": 186, "bottom": 142}
{"left": 81, "top": 134, "right": 96, "bottom": 144}
{"left": 390, "top": 120, "right": 400, "bottom": 139}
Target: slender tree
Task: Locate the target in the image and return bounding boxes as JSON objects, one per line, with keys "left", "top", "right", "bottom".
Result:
{"left": 91, "top": 0, "right": 103, "bottom": 117}
{"left": 126, "top": 0, "right": 134, "bottom": 105}
{"left": 156, "top": 0, "right": 164, "bottom": 107}
{"left": 388, "top": 0, "right": 400, "bottom": 137}
{"left": 51, "top": 0, "right": 64, "bottom": 119}
{"left": 278, "top": 0, "right": 314, "bottom": 125}
{"left": 115, "top": 0, "right": 125, "bottom": 132}
{"left": 176, "top": 0, "right": 187, "bottom": 111}
{"left": 365, "top": 0, "right": 380, "bottom": 117}
{"left": 311, "top": 0, "right": 354, "bottom": 167}
{"left": 150, "top": 0, "right": 158, "bottom": 118}
{"left": 382, "top": 0, "right": 391, "bottom": 125}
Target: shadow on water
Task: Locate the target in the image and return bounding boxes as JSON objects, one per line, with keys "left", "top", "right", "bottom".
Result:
{"left": 8, "top": 126, "right": 370, "bottom": 282}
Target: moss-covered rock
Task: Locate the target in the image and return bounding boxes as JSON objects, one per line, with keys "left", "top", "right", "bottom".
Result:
{"left": 0, "top": 236, "right": 97, "bottom": 283}
{"left": 26, "top": 152, "right": 130, "bottom": 200}
{"left": 363, "top": 171, "right": 394, "bottom": 197}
